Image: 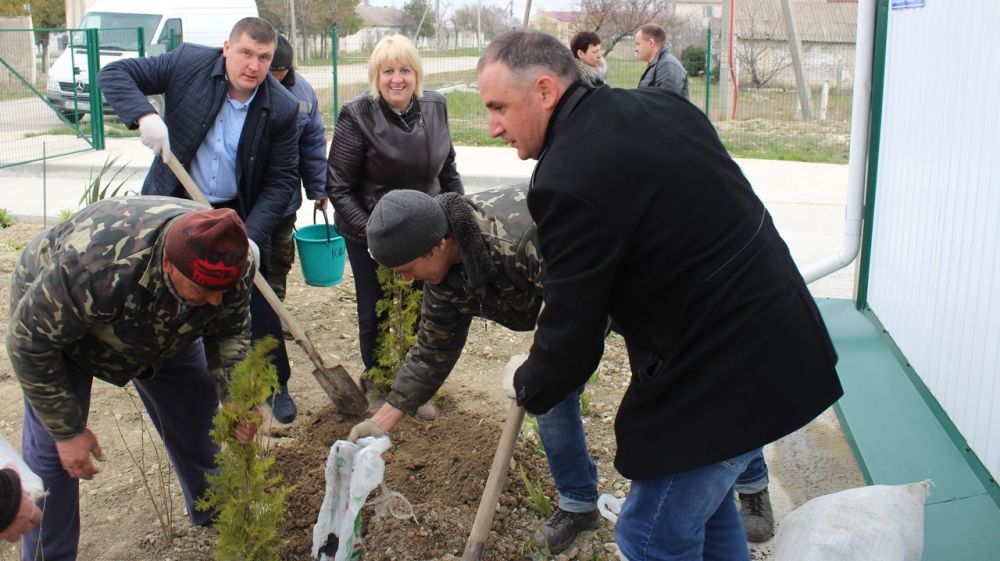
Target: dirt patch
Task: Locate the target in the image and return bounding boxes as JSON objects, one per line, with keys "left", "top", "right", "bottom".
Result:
{"left": 0, "top": 219, "right": 863, "bottom": 561}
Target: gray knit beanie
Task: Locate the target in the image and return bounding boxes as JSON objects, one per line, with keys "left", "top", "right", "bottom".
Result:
{"left": 367, "top": 190, "right": 449, "bottom": 267}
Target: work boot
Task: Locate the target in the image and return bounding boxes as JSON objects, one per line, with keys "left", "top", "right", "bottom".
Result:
{"left": 267, "top": 384, "right": 298, "bottom": 424}
{"left": 739, "top": 488, "right": 775, "bottom": 542}
{"left": 533, "top": 508, "right": 600, "bottom": 554}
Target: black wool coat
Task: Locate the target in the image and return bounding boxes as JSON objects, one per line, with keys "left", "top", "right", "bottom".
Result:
{"left": 514, "top": 83, "right": 843, "bottom": 480}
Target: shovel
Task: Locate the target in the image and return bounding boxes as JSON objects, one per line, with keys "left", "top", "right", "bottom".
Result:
{"left": 462, "top": 399, "right": 526, "bottom": 561}
{"left": 164, "top": 154, "right": 368, "bottom": 417}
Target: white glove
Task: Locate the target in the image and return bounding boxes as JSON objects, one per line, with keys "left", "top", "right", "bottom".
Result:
{"left": 502, "top": 354, "right": 529, "bottom": 400}
{"left": 138, "top": 113, "right": 170, "bottom": 163}
{"left": 248, "top": 239, "right": 260, "bottom": 272}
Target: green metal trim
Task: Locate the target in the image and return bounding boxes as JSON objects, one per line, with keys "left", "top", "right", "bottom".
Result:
{"left": 860, "top": 307, "right": 1000, "bottom": 508}
{"left": 85, "top": 28, "right": 105, "bottom": 150}
{"left": 137, "top": 27, "right": 145, "bottom": 58}
{"left": 0, "top": 148, "right": 91, "bottom": 170}
{"left": 855, "top": 0, "right": 890, "bottom": 310}
{"left": 833, "top": 401, "right": 874, "bottom": 484}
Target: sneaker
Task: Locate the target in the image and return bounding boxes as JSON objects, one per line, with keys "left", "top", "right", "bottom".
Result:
{"left": 738, "top": 488, "right": 775, "bottom": 542}
{"left": 267, "top": 384, "right": 298, "bottom": 424}
{"left": 533, "top": 508, "right": 600, "bottom": 554}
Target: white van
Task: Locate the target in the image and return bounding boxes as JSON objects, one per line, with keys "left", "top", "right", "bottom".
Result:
{"left": 45, "top": 0, "right": 258, "bottom": 122}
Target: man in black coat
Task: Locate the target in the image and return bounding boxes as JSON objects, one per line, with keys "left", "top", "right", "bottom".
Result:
{"left": 478, "top": 30, "right": 843, "bottom": 561}
{"left": 100, "top": 17, "right": 302, "bottom": 423}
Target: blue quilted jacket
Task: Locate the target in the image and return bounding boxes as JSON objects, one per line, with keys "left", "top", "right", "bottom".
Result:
{"left": 99, "top": 44, "right": 299, "bottom": 247}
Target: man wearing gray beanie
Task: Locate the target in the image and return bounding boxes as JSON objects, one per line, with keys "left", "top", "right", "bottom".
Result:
{"left": 353, "top": 185, "right": 602, "bottom": 554}
{"left": 367, "top": 190, "right": 450, "bottom": 268}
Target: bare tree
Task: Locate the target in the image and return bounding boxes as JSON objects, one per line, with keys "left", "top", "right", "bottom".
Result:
{"left": 453, "top": 3, "right": 514, "bottom": 43}
{"left": 734, "top": 0, "right": 791, "bottom": 88}
{"left": 259, "top": 0, "right": 362, "bottom": 60}
{"left": 576, "top": 0, "right": 678, "bottom": 55}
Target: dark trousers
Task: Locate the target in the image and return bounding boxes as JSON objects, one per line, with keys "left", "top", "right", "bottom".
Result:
{"left": 20, "top": 341, "right": 220, "bottom": 561}
{"left": 345, "top": 238, "right": 383, "bottom": 370}
{"left": 211, "top": 198, "right": 291, "bottom": 387}
{"left": 267, "top": 213, "right": 297, "bottom": 301}
{"left": 251, "top": 280, "right": 292, "bottom": 386}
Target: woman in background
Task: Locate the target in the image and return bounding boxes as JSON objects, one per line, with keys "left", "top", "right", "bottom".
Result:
{"left": 326, "top": 34, "right": 464, "bottom": 420}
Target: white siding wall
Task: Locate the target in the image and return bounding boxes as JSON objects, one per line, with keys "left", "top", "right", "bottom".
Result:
{"left": 867, "top": 0, "right": 1000, "bottom": 480}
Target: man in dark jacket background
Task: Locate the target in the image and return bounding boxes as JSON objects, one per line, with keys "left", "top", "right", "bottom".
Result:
{"left": 99, "top": 17, "right": 302, "bottom": 423}
{"left": 634, "top": 23, "right": 689, "bottom": 98}
{"left": 478, "top": 30, "right": 842, "bottom": 561}
{"left": 267, "top": 33, "right": 329, "bottom": 302}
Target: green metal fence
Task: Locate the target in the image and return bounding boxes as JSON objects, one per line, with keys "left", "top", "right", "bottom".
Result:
{"left": 313, "top": 25, "right": 854, "bottom": 164}
{"left": 0, "top": 27, "right": 99, "bottom": 168}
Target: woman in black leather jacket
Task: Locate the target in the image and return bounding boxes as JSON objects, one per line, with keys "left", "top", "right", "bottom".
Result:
{"left": 326, "top": 34, "right": 464, "bottom": 419}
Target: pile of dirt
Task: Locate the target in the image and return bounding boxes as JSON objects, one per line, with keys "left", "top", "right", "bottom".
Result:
{"left": 273, "top": 394, "right": 617, "bottom": 561}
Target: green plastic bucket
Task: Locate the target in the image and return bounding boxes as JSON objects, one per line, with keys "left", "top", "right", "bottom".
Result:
{"left": 293, "top": 210, "right": 346, "bottom": 287}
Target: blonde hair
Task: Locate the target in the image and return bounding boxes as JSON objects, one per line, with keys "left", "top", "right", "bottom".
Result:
{"left": 368, "top": 34, "right": 424, "bottom": 101}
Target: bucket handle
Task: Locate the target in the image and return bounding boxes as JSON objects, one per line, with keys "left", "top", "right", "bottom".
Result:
{"left": 314, "top": 207, "right": 332, "bottom": 244}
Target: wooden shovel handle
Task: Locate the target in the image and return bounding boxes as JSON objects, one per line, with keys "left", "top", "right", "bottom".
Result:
{"left": 164, "top": 153, "right": 368, "bottom": 416}
{"left": 462, "top": 401, "right": 527, "bottom": 561}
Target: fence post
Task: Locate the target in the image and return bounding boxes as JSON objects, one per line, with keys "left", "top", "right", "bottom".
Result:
{"left": 137, "top": 27, "right": 145, "bottom": 58}
{"left": 705, "top": 27, "right": 712, "bottom": 117}
{"left": 86, "top": 28, "right": 104, "bottom": 150}
{"left": 331, "top": 26, "right": 339, "bottom": 124}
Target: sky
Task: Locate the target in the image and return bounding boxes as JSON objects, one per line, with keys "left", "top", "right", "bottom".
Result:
{"left": 367, "top": 0, "right": 580, "bottom": 19}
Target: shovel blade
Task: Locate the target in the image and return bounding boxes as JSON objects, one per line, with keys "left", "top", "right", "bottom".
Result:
{"left": 312, "top": 364, "right": 368, "bottom": 417}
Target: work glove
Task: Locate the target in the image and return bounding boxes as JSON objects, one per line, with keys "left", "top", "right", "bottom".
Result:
{"left": 348, "top": 419, "right": 387, "bottom": 442}
{"left": 502, "top": 354, "right": 528, "bottom": 400}
{"left": 138, "top": 113, "right": 171, "bottom": 163}
{"left": 248, "top": 239, "right": 260, "bottom": 272}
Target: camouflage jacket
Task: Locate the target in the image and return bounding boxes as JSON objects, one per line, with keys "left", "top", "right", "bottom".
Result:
{"left": 386, "top": 184, "right": 545, "bottom": 415}
{"left": 6, "top": 197, "right": 253, "bottom": 440}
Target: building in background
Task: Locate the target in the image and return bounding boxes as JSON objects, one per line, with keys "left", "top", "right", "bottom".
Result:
{"left": 529, "top": 11, "right": 582, "bottom": 43}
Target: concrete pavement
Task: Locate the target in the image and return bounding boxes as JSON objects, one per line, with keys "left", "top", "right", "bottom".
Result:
{"left": 0, "top": 136, "right": 854, "bottom": 298}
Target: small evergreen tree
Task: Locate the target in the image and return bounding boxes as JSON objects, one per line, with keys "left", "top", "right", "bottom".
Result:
{"left": 367, "top": 266, "right": 422, "bottom": 395}
{"left": 197, "top": 337, "right": 291, "bottom": 561}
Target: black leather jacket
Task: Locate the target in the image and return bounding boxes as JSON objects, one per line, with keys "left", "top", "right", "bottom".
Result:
{"left": 326, "top": 91, "right": 464, "bottom": 244}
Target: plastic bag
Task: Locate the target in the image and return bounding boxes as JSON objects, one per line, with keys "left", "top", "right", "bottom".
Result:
{"left": 0, "top": 434, "right": 44, "bottom": 500}
{"left": 312, "top": 436, "right": 395, "bottom": 561}
{"left": 597, "top": 493, "right": 624, "bottom": 523}
{"left": 773, "top": 480, "right": 930, "bottom": 561}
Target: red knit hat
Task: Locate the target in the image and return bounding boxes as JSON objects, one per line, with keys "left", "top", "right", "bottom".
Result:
{"left": 164, "top": 208, "right": 249, "bottom": 290}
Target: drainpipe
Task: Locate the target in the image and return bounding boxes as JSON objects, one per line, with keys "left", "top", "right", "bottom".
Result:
{"left": 802, "top": 0, "right": 876, "bottom": 284}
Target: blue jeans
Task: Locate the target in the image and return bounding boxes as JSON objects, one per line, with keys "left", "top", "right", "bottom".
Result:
{"left": 537, "top": 385, "right": 598, "bottom": 513}
{"left": 615, "top": 448, "right": 760, "bottom": 561}
{"left": 734, "top": 449, "right": 768, "bottom": 495}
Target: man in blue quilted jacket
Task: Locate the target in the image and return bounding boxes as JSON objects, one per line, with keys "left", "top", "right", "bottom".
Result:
{"left": 99, "top": 17, "right": 302, "bottom": 423}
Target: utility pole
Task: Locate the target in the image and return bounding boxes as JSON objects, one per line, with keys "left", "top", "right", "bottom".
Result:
{"left": 477, "top": 0, "right": 482, "bottom": 48}
{"left": 435, "top": 0, "right": 441, "bottom": 53}
{"left": 718, "top": 0, "right": 734, "bottom": 120}
{"left": 289, "top": 0, "right": 298, "bottom": 63}
{"left": 780, "top": 0, "right": 812, "bottom": 120}
{"left": 522, "top": 0, "right": 532, "bottom": 29}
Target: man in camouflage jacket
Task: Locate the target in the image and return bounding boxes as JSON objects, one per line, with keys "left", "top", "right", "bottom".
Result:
{"left": 7, "top": 197, "right": 255, "bottom": 561}
{"left": 348, "top": 185, "right": 601, "bottom": 554}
